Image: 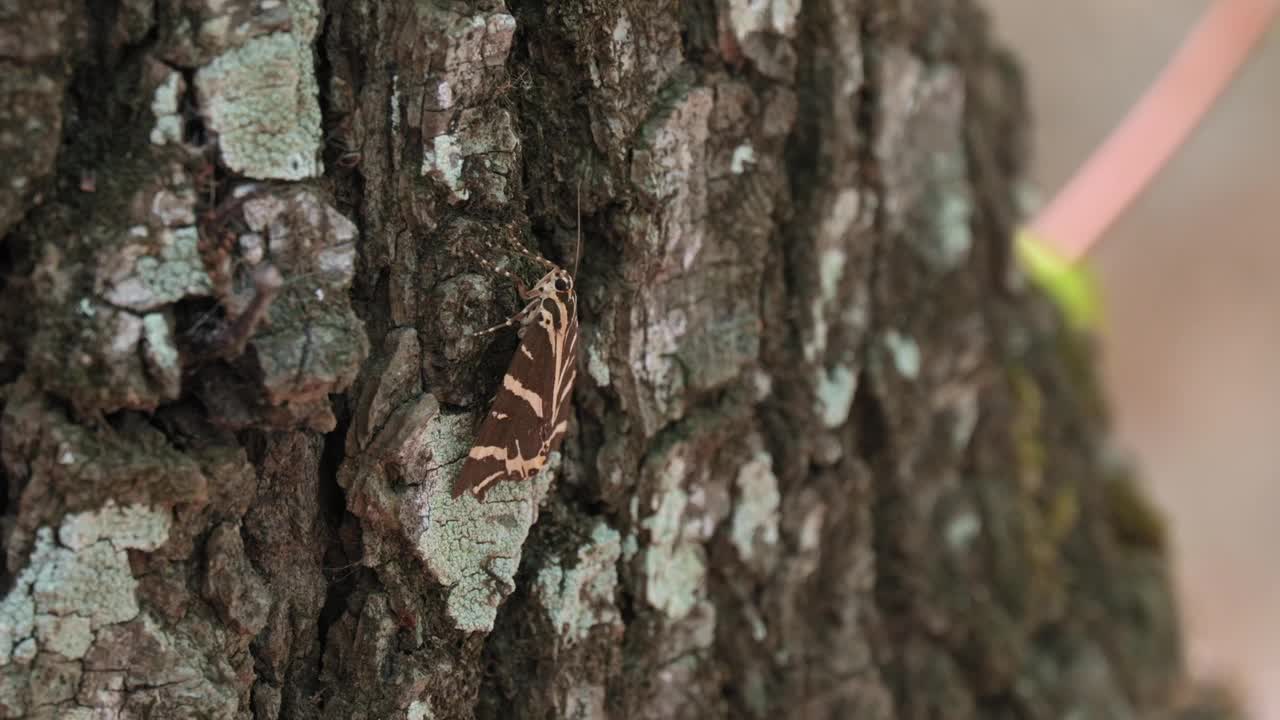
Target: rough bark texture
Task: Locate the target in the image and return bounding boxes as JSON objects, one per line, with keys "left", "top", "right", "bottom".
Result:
{"left": 0, "top": 1, "right": 1237, "bottom": 719}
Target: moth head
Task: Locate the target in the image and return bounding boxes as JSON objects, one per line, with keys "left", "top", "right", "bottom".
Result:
{"left": 553, "top": 270, "right": 573, "bottom": 293}
{"left": 534, "top": 268, "right": 572, "bottom": 296}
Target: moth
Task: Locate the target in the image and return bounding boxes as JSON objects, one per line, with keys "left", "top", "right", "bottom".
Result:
{"left": 453, "top": 234, "right": 580, "bottom": 501}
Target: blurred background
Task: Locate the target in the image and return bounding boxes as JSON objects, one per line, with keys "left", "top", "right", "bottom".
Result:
{"left": 987, "top": 2, "right": 1280, "bottom": 716}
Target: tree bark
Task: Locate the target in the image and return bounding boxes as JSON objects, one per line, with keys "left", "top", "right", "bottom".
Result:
{"left": 0, "top": 1, "right": 1235, "bottom": 719}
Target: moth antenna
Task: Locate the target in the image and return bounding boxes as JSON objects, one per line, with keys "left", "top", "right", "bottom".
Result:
{"left": 465, "top": 245, "right": 530, "bottom": 296}
{"left": 573, "top": 178, "right": 582, "bottom": 277}
{"left": 496, "top": 232, "right": 556, "bottom": 272}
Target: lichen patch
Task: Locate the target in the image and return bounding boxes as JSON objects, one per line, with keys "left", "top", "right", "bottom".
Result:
{"left": 730, "top": 452, "right": 780, "bottom": 565}
{"left": 883, "top": 330, "right": 921, "bottom": 380}
{"left": 535, "top": 523, "right": 623, "bottom": 644}
{"left": 726, "top": 0, "right": 803, "bottom": 39}
{"left": 640, "top": 449, "right": 708, "bottom": 621}
{"left": 98, "top": 226, "right": 211, "bottom": 313}
{"left": 0, "top": 503, "right": 171, "bottom": 666}
{"left": 196, "top": 32, "right": 322, "bottom": 180}
{"left": 404, "top": 411, "right": 554, "bottom": 633}
{"left": 814, "top": 365, "right": 858, "bottom": 428}
{"left": 421, "top": 134, "right": 467, "bottom": 201}
{"left": 149, "top": 71, "right": 184, "bottom": 146}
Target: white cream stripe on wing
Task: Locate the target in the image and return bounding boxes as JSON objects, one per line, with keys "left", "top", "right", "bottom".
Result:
{"left": 548, "top": 310, "right": 574, "bottom": 413}
{"left": 469, "top": 445, "right": 505, "bottom": 460}
{"left": 557, "top": 368, "right": 576, "bottom": 408}
{"left": 502, "top": 373, "right": 544, "bottom": 418}
{"left": 473, "top": 470, "right": 506, "bottom": 494}
{"left": 468, "top": 441, "right": 549, "bottom": 495}
{"left": 542, "top": 420, "right": 569, "bottom": 451}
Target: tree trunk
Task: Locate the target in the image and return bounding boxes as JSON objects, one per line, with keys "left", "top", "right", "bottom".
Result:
{"left": 0, "top": 1, "right": 1233, "bottom": 719}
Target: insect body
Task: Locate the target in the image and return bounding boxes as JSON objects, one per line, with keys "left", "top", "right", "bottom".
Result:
{"left": 452, "top": 260, "right": 579, "bottom": 500}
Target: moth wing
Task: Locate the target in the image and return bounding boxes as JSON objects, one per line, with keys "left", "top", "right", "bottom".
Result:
{"left": 542, "top": 308, "right": 578, "bottom": 460}
{"left": 453, "top": 318, "right": 560, "bottom": 500}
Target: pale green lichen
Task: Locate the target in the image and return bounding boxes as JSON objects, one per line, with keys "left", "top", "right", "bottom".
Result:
{"left": 141, "top": 312, "right": 180, "bottom": 397}
{"left": 150, "top": 186, "right": 197, "bottom": 227}
{"left": 927, "top": 150, "right": 973, "bottom": 269}
{"left": 100, "top": 225, "right": 211, "bottom": 312}
{"left": 410, "top": 412, "right": 553, "bottom": 633}
{"left": 875, "top": 53, "right": 971, "bottom": 273}
{"left": 415, "top": 11, "right": 518, "bottom": 203}
{"left": 948, "top": 388, "right": 980, "bottom": 450}
{"left": 821, "top": 189, "right": 862, "bottom": 242}
{"left": 726, "top": 0, "right": 802, "bottom": 38}
{"left": 11, "top": 637, "right": 36, "bottom": 664}
{"left": 149, "top": 71, "right": 184, "bottom": 146}
{"left": 605, "top": 13, "right": 636, "bottom": 82}
{"left": 628, "top": 304, "right": 690, "bottom": 434}
{"left": 804, "top": 202, "right": 856, "bottom": 364}
{"left": 814, "top": 365, "right": 857, "bottom": 429}
{"left": 535, "top": 523, "right": 622, "bottom": 644}
{"left": 106, "top": 308, "right": 143, "bottom": 358}
{"left": 286, "top": 0, "right": 323, "bottom": 42}
{"left": 882, "top": 330, "right": 921, "bottom": 380}
{"left": 729, "top": 453, "right": 780, "bottom": 562}
{"left": 0, "top": 563, "right": 37, "bottom": 664}
{"left": 945, "top": 509, "right": 982, "bottom": 551}
{"left": 0, "top": 503, "right": 170, "bottom": 665}
{"left": 407, "top": 698, "right": 435, "bottom": 720}
{"left": 196, "top": 32, "right": 322, "bottom": 180}
{"left": 805, "top": 299, "right": 828, "bottom": 364}
{"left": 746, "top": 605, "right": 768, "bottom": 642}
{"left": 33, "top": 540, "right": 149, "bottom": 629}
{"left": 630, "top": 83, "right": 713, "bottom": 225}
{"left": 641, "top": 451, "right": 706, "bottom": 621}
{"left": 34, "top": 615, "right": 92, "bottom": 660}
{"left": 621, "top": 533, "right": 639, "bottom": 563}
{"left": 806, "top": 246, "right": 850, "bottom": 365}
{"left": 563, "top": 684, "right": 606, "bottom": 719}
{"left": 731, "top": 144, "right": 756, "bottom": 174}
{"left": 819, "top": 247, "right": 846, "bottom": 300}
{"left": 752, "top": 369, "right": 773, "bottom": 401}
{"left": 390, "top": 71, "right": 401, "bottom": 133}
{"left": 586, "top": 341, "right": 611, "bottom": 387}
{"left": 798, "top": 506, "right": 825, "bottom": 552}
{"left": 58, "top": 502, "right": 170, "bottom": 551}
{"left": 421, "top": 134, "right": 467, "bottom": 201}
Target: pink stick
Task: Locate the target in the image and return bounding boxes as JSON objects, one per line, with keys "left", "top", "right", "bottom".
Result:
{"left": 1031, "top": 0, "right": 1279, "bottom": 262}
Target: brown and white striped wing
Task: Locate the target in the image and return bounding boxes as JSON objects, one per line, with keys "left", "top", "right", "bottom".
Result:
{"left": 453, "top": 291, "right": 578, "bottom": 500}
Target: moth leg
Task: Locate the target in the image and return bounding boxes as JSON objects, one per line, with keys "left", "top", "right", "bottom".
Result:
{"left": 465, "top": 296, "right": 540, "bottom": 338}
{"left": 466, "top": 315, "right": 520, "bottom": 338}
{"left": 513, "top": 275, "right": 532, "bottom": 299}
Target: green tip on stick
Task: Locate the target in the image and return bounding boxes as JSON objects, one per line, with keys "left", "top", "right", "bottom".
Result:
{"left": 1016, "top": 228, "right": 1102, "bottom": 332}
